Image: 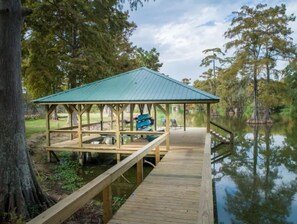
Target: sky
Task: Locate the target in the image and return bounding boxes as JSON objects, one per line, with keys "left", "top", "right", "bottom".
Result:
{"left": 124, "top": 0, "right": 297, "bottom": 83}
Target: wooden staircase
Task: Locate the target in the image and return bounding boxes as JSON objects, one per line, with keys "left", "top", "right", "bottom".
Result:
{"left": 210, "top": 121, "right": 234, "bottom": 163}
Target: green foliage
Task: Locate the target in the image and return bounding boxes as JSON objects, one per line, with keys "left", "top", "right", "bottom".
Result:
{"left": 284, "top": 60, "right": 297, "bottom": 118}
{"left": 112, "top": 195, "right": 127, "bottom": 213}
{"left": 244, "top": 104, "right": 254, "bottom": 118}
{"left": 21, "top": 0, "right": 162, "bottom": 100}
{"left": 49, "top": 153, "right": 84, "bottom": 193}
{"left": 196, "top": 4, "right": 296, "bottom": 120}
{"left": 134, "top": 47, "right": 163, "bottom": 71}
{"left": 0, "top": 211, "right": 25, "bottom": 224}
{"left": 224, "top": 4, "right": 295, "bottom": 121}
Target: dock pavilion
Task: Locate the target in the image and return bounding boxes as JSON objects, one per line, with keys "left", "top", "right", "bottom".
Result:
{"left": 30, "top": 67, "right": 222, "bottom": 224}
{"left": 34, "top": 67, "right": 219, "bottom": 163}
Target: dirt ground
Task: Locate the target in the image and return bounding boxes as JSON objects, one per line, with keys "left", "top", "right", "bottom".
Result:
{"left": 28, "top": 133, "right": 103, "bottom": 224}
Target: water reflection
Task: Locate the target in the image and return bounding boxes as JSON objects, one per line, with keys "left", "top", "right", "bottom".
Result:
{"left": 212, "top": 118, "right": 297, "bottom": 224}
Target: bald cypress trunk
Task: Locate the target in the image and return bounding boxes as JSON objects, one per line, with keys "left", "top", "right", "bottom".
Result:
{"left": 0, "top": 1, "right": 53, "bottom": 220}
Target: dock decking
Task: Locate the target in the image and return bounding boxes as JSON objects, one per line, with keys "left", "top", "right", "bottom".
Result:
{"left": 108, "top": 128, "right": 212, "bottom": 224}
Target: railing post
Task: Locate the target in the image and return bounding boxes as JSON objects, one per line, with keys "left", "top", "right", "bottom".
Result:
{"left": 184, "top": 103, "right": 186, "bottom": 131}
{"left": 155, "top": 145, "right": 160, "bottom": 165}
{"left": 115, "top": 104, "right": 121, "bottom": 163}
{"left": 45, "top": 105, "right": 51, "bottom": 162}
{"left": 103, "top": 185, "right": 112, "bottom": 224}
{"left": 166, "top": 104, "right": 170, "bottom": 150}
{"left": 137, "top": 159, "right": 143, "bottom": 186}
{"left": 206, "top": 103, "right": 210, "bottom": 133}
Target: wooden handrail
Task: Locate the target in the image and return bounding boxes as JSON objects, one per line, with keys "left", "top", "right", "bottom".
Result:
{"left": 50, "top": 122, "right": 102, "bottom": 131}
{"left": 198, "top": 133, "right": 214, "bottom": 223}
{"left": 120, "top": 131, "right": 164, "bottom": 135}
{"left": 49, "top": 130, "right": 164, "bottom": 135}
{"left": 27, "top": 133, "right": 168, "bottom": 224}
{"left": 210, "top": 121, "right": 234, "bottom": 142}
{"left": 210, "top": 121, "right": 232, "bottom": 135}
{"left": 49, "top": 130, "right": 77, "bottom": 133}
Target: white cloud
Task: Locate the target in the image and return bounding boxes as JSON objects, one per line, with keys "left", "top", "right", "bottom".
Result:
{"left": 129, "top": 0, "right": 297, "bottom": 82}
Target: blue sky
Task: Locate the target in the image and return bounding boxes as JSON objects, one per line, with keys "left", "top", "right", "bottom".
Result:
{"left": 124, "top": 0, "right": 297, "bottom": 82}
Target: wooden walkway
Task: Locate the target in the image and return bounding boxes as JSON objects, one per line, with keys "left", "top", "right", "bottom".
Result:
{"left": 109, "top": 128, "right": 210, "bottom": 224}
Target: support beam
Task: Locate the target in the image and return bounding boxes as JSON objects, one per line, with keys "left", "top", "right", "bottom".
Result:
{"left": 45, "top": 105, "right": 51, "bottom": 162}
{"left": 207, "top": 103, "right": 210, "bottom": 133}
{"left": 138, "top": 104, "right": 144, "bottom": 114}
{"left": 130, "top": 104, "right": 135, "bottom": 141}
{"left": 79, "top": 152, "right": 85, "bottom": 166}
{"left": 155, "top": 145, "right": 160, "bottom": 165}
{"left": 166, "top": 104, "right": 170, "bottom": 151}
{"left": 184, "top": 103, "right": 186, "bottom": 131}
{"left": 77, "top": 105, "right": 83, "bottom": 148}
{"left": 86, "top": 105, "right": 91, "bottom": 134}
{"left": 111, "top": 107, "right": 114, "bottom": 130}
{"left": 156, "top": 104, "right": 166, "bottom": 114}
{"left": 154, "top": 104, "right": 157, "bottom": 130}
{"left": 137, "top": 159, "right": 143, "bottom": 186}
{"left": 64, "top": 104, "right": 74, "bottom": 140}
{"left": 103, "top": 185, "right": 112, "bottom": 224}
{"left": 147, "top": 104, "right": 152, "bottom": 115}
{"left": 98, "top": 104, "right": 105, "bottom": 131}
{"left": 115, "top": 105, "right": 121, "bottom": 162}
{"left": 121, "top": 111, "right": 124, "bottom": 130}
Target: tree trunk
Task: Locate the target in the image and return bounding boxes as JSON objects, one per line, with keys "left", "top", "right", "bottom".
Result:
{"left": 0, "top": 1, "right": 53, "bottom": 220}
{"left": 247, "top": 66, "right": 260, "bottom": 123}
{"left": 263, "top": 63, "right": 273, "bottom": 123}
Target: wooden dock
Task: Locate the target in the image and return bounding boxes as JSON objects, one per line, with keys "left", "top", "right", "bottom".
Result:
{"left": 27, "top": 128, "right": 213, "bottom": 224}
{"left": 108, "top": 128, "right": 213, "bottom": 224}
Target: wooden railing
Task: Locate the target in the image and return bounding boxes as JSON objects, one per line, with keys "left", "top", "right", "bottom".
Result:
{"left": 27, "top": 133, "right": 167, "bottom": 224}
{"left": 210, "top": 121, "right": 234, "bottom": 143}
{"left": 198, "top": 133, "right": 214, "bottom": 223}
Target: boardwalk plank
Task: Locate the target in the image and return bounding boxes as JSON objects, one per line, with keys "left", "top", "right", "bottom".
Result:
{"left": 108, "top": 128, "right": 209, "bottom": 224}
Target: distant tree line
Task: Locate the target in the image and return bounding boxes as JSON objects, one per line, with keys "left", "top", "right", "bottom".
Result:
{"left": 195, "top": 4, "right": 297, "bottom": 123}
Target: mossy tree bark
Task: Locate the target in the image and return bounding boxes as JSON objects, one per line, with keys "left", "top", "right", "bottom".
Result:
{"left": 0, "top": 0, "right": 53, "bottom": 220}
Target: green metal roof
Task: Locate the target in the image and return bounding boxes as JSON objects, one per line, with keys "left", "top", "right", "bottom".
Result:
{"left": 34, "top": 67, "right": 219, "bottom": 104}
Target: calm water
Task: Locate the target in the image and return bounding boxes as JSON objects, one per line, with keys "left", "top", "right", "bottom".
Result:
{"left": 210, "top": 115, "right": 297, "bottom": 224}
{"left": 80, "top": 109, "right": 297, "bottom": 222}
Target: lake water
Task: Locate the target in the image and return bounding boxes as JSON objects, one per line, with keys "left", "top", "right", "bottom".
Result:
{"left": 210, "top": 115, "right": 297, "bottom": 224}
{"left": 80, "top": 110, "right": 297, "bottom": 222}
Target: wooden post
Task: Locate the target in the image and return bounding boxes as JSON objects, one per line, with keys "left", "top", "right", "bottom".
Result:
{"left": 184, "top": 103, "right": 186, "bottom": 131}
{"left": 166, "top": 104, "right": 170, "bottom": 151}
{"left": 45, "top": 105, "right": 51, "bottom": 162}
{"left": 77, "top": 105, "right": 84, "bottom": 165}
{"left": 79, "top": 152, "right": 85, "bottom": 166}
{"left": 87, "top": 106, "right": 91, "bottom": 136}
{"left": 111, "top": 107, "right": 114, "bottom": 130}
{"left": 121, "top": 111, "right": 124, "bottom": 130}
{"left": 139, "top": 104, "right": 144, "bottom": 115}
{"left": 70, "top": 111, "right": 73, "bottom": 140}
{"left": 154, "top": 104, "right": 157, "bottom": 130}
{"left": 115, "top": 105, "right": 121, "bottom": 162}
{"left": 78, "top": 105, "right": 83, "bottom": 148}
{"left": 207, "top": 103, "right": 210, "bottom": 133}
{"left": 130, "top": 104, "right": 134, "bottom": 141}
{"left": 137, "top": 159, "right": 143, "bottom": 186}
{"left": 155, "top": 145, "right": 160, "bottom": 165}
{"left": 103, "top": 185, "right": 112, "bottom": 224}
{"left": 99, "top": 105, "right": 104, "bottom": 131}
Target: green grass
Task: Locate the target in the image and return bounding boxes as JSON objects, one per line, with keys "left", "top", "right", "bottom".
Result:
{"left": 25, "top": 113, "right": 110, "bottom": 138}
{"left": 25, "top": 118, "right": 68, "bottom": 138}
